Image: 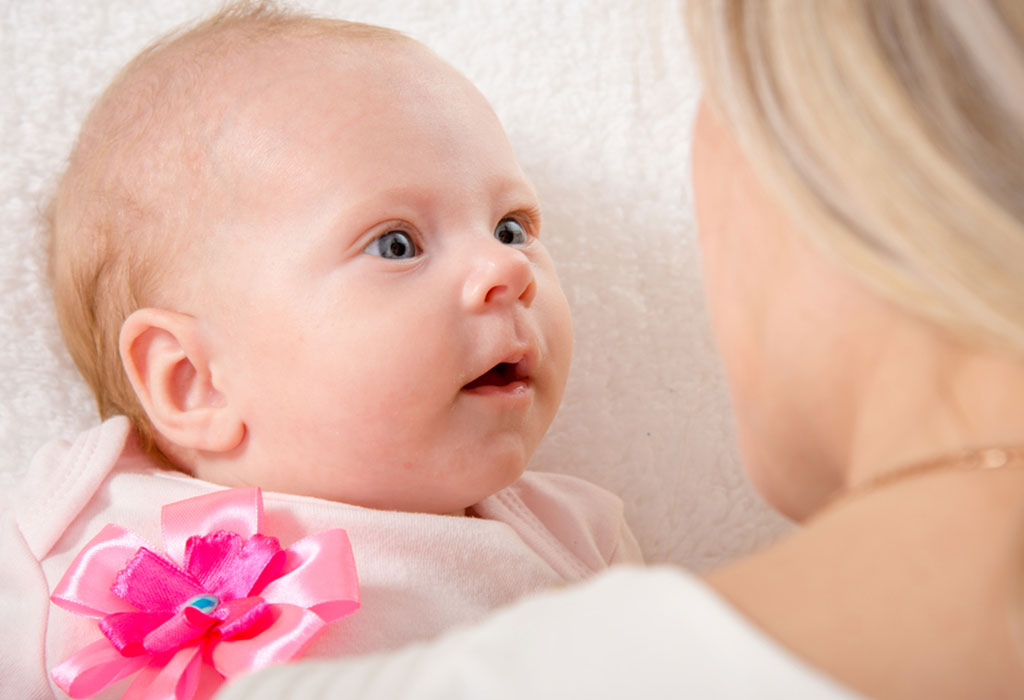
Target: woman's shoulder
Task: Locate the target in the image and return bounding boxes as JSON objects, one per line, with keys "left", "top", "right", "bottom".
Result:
{"left": 707, "top": 471, "right": 1024, "bottom": 699}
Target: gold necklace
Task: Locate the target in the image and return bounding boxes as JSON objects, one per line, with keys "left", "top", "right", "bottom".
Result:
{"left": 827, "top": 446, "right": 1024, "bottom": 509}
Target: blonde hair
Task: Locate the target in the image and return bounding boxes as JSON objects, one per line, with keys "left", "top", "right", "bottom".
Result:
{"left": 47, "top": 1, "right": 406, "bottom": 457}
{"left": 686, "top": 1, "right": 1024, "bottom": 354}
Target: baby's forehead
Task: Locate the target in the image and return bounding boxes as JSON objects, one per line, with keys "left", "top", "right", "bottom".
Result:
{"left": 110, "top": 23, "right": 424, "bottom": 133}
{"left": 97, "top": 31, "right": 431, "bottom": 203}
{"left": 221, "top": 26, "right": 432, "bottom": 86}
{"left": 175, "top": 35, "right": 444, "bottom": 166}
{"left": 218, "top": 36, "right": 445, "bottom": 123}
{"left": 202, "top": 37, "right": 493, "bottom": 173}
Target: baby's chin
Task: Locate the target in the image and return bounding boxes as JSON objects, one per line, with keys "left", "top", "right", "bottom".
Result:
{"left": 177, "top": 437, "right": 533, "bottom": 515}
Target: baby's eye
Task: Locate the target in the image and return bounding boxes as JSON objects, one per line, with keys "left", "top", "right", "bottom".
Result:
{"left": 364, "top": 230, "right": 419, "bottom": 259}
{"left": 494, "top": 218, "right": 527, "bottom": 246}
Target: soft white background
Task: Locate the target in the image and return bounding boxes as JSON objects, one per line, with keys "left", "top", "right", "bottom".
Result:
{"left": 0, "top": 0, "right": 789, "bottom": 569}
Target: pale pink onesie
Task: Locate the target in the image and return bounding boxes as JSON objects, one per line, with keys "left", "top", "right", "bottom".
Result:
{"left": 2, "top": 416, "right": 642, "bottom": 699}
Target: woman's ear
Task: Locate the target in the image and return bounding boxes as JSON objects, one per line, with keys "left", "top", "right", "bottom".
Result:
{"left": 119, "top": 308, "right": 244, "bottom": 453}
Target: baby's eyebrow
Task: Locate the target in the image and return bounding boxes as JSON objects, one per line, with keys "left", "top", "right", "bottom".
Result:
{"left": 490, "top": 176, "right": 539, "bottom": 206}
{"left": 336, "top": 177, "right": 539, "bottom": 220}
{"left": 327, "top": 187, "right": 434, "bottom": 223}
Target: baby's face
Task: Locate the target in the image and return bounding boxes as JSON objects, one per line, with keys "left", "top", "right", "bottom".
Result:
{"left": 189, "top": 40, "right": 572, "bottom": 514}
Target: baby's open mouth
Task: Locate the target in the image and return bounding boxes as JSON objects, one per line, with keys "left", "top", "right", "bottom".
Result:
{"left": 463, "top": 362, "right": 527, "bottom": 390}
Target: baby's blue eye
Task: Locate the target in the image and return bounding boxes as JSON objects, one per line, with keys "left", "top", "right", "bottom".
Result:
{"left": 365, "top": 230, "right": 418, "bottom": 259}
{"left": 494, "top": 218, "right": 527, "bottom": 245}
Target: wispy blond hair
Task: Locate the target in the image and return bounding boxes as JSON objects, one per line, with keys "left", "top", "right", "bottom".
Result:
{"left": 687, "top": 1, "right": 1024, "bottom": 354}
{"left": 47, "top": 1, "right": 406, "bottom": 458}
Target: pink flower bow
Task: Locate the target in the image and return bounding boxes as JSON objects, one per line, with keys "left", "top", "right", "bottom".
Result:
{"left": 49, "top": 487, "right": 360, "bottom": 700}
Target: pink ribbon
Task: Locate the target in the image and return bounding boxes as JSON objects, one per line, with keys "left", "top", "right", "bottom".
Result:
{"left": 50, "top": 488, "right": 360, "bottom": 699}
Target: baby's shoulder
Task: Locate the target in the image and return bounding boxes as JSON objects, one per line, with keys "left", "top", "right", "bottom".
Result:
{"left": 15, "top": 416, "right": 135, "bottom": 560}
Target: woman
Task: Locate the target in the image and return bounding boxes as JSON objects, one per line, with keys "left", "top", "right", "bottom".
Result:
{"left": 217, "top": 2, "right": 1024, "bottom": 698}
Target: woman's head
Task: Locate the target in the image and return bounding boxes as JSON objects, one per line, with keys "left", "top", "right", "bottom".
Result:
{"left": 687, "top": 1, "right": 1024, "bottom": 518}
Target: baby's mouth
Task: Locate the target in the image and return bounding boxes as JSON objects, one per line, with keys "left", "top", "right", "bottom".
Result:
{"left": 463, "top": 362, "right": 528, "bottom": 390}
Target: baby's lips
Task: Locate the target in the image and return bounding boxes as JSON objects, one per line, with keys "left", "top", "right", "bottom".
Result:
{"left": 501, "top": 342, "right": 540, "bottom": 379}
{"left": 462, "top": 345, "right": 538, "bottom": 390}
{"left": 463, "top": 362, "right": 519, "bottom": 390}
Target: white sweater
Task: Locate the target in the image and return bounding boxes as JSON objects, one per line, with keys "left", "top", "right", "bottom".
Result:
{"left": 215, "top": 566, "right": 868, "bottom": 700}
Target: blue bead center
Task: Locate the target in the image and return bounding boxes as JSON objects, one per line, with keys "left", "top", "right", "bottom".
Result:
{"left": 184, "top": 594, "right": 219, "bottom": 614}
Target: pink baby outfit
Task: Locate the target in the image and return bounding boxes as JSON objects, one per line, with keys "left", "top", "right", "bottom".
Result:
{"left": 3, "top": 417, "right": 642, "bottom": 700}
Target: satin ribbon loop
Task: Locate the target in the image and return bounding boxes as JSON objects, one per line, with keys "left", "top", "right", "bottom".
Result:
{"left": 113, "top": 548, "right": 205, "bottom": 612}
{"left": 142, "top": 611, "right": 216, "bottom": 655}
{"left": 210, "top": 604, "right": 326, "bottom": 678}
{"left": 50, "top": 487, "right": 360, "bottom": 700}
{"left": 50, "top": 640, "right": 150, "bottom": 698}
{"left": 184, "top": 530, "right": 283, "bottom": 600}
{"left": 259, "top": 529, "right": 361, "bottom": 622}
{"left": 51, "top": 524, "right": 150, "bottom": 619}
{"left": 161, "top": 488, "right": 262, "bottom": 565}
{"left": 100, "top": 611, "right": 174, "bottom": 656}
{"left": 213, "top": 596, "right": 271, "bottom": 639}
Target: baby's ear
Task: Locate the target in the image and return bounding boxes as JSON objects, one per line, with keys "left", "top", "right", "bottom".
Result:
{"left": 119, "top": 308, "right": 244, "bottom": 453}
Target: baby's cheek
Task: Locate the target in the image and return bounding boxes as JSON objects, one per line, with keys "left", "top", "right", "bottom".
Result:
{"left": 548, "top": 295, "right": 574, "bottom": 372}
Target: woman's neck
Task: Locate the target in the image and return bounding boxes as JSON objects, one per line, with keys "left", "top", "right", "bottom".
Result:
{"left": 725, "top": 320, "right": 1024, "bottom": 696}
{"left": 841, "top": 323, "right": 1024, "bottom": 500}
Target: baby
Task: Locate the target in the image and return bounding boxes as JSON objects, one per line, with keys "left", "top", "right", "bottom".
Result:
{"left": 4, "top": 3, "right": 642, "bottom": 699}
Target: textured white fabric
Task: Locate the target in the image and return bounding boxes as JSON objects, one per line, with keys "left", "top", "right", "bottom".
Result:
{"left": 8, "top": 417, "right": 640, "bottom": 699}
{"left": 0, "top": 0, "right": 790, "bottom": 572}
{"left": 214, "top": 567, "right": 867, "bottom": 700}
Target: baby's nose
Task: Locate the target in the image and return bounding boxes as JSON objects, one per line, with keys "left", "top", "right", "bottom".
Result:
{"left": 461, "top": 242, "right": 537, "bottom": 310}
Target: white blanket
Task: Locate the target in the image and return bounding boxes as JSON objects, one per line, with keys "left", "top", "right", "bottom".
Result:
{"left": 0, "top": 0, "right": 790, "bottom": 569}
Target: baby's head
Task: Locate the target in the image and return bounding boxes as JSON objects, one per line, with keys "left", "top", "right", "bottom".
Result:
{"left": 49, "top": 2, "right": 573, "bottom": 515}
